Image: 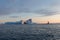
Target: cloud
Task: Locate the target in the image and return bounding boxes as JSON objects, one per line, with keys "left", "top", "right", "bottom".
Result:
{"left": 34, "top": 9, "right": 58, "bottom": 16}
{"left": 9, "top": 16, "right": 19, "bottom": 18}
{"left": 0, "top": 0, "right": 60, "bottom": 16}
{"left": 0, "top": 6, "right": 58, "bottom": 16}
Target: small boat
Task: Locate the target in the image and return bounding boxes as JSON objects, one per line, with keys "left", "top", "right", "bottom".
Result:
{"left": 47, "top": 21, "right": 49, "bottom": 24}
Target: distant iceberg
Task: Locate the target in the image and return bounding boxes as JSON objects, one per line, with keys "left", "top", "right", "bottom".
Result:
{"left": 5, "top": 19, "right": 33, "bottom": 24}
{"left": 5, "top": 20, "right": 23, "bottom": 24}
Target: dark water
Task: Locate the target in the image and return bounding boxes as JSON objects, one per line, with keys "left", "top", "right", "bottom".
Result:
{"left": 0, "top": 24, "right": 60, "bottom": 40}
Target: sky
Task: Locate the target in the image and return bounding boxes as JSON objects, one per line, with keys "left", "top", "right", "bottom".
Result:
{"left": 0, "top": 0, "right": 60, "bottom": 23}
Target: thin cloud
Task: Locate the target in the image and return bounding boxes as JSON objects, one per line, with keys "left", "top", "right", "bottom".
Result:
{"left": 34, "top": 9, "right": 58, "bottom": 16}
{"left": 0, "top": 0, "right": 60, "bottom": 16}
{"left": 9, "top": 16, "right": 19, "bottom": 18}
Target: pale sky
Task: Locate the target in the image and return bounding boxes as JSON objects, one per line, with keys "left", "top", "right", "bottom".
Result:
{"left": 0, "top": 0, "right": 60, "bottom": 23}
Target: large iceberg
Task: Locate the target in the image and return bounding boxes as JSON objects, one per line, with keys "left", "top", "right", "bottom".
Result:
{"left": 24, "top": 19, "right": 32, "bottom": 24}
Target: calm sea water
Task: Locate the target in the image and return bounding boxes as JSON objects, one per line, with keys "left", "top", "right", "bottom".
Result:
{"left": 0, "top": 24, "right": 60, "bottom": 40}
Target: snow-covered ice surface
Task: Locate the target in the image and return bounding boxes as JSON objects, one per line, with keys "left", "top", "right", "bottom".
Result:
{"left": 0, "top": 24, "right": 60, "bottom": 40}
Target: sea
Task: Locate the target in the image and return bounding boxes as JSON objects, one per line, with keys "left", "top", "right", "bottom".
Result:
{"left": 0, "top": 24, "right": 60, "bottom": 40}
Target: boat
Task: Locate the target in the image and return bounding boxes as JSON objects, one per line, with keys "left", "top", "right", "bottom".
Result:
{"left": 47, "top": 21, "right": 49, "bottom": 24}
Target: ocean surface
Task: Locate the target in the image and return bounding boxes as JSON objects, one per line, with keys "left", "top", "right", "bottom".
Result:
{"left": 0, "top": 24, "right": 60, "bottom": 40}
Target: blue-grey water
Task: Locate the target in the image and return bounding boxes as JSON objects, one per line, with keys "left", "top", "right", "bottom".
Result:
{"left": 0, "top": 24, "right": 60, "bottom": 40}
